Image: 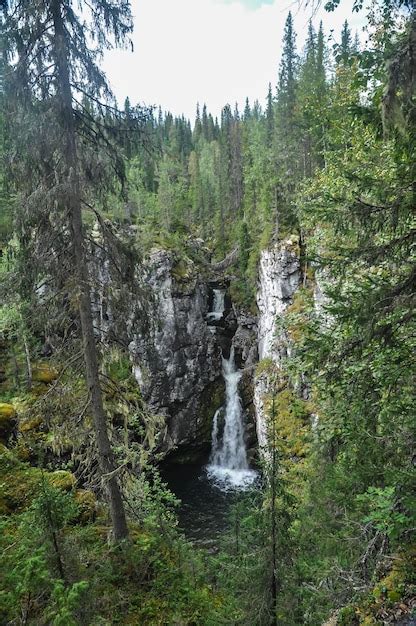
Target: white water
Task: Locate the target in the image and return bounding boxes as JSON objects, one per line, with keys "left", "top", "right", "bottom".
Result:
{"left": 207, "top": 347, "right": 257, "bottom": 490}
{"left": 207, "top": 289, "right": 225, "bottom": 322}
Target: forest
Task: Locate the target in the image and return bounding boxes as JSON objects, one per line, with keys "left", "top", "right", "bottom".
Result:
{"left": 0, "top": 0, "right": 415, "bottom": 624}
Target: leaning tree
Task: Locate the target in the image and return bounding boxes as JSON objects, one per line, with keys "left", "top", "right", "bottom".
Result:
{"left": 1, "top": 0, "right": 146, "bottom": 542}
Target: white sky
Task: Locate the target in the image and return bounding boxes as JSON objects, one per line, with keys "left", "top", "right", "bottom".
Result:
{"left": 103, "top": 0, "right": 366, "bottom": 120}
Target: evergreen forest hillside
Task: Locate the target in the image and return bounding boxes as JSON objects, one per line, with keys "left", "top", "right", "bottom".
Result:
{"left": 0, "top": 0, "right": 415, "bottom": 624}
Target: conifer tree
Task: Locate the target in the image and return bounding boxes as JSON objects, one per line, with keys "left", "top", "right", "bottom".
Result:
{"left": 230, "top": 103, "right": 244, "bottom": 216}
{"left": 244, "top": 97, "right": 251, "bottom": 121}
{"left": 339, "top": 19, "right": 353, "bottom": 65}
{"left": 277, "top": 11, "right": 298, "bottom": 126}
{"left": 275, "top": 11, "right": 300, "bottom": 230}
{"left": 2, "top": 0, "right": 140, "bottom": 542}
{"left": 194, "top": 102, "right": 202, "bottom": 143}
{"left": 266, "top": 82, "right": 274, "bottom": 147}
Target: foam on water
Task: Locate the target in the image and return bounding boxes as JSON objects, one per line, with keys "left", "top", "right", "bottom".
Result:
{"left": 206, "top": 465, "right": 258, "bottom": 491}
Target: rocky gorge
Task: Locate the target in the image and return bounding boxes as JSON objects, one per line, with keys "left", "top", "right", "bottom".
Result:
{"left": 106, "top": 236, "right": 305, "bottom": 469}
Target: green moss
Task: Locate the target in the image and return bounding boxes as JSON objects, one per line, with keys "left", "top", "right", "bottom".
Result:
{"left": 336, "top": 548, "right": 416, "bottom": 625}
{"left": 255, "top": 357, "right": 275, "bottom": 377}
{"left": 31, "top": 364, "right": 58, "bottom": 383}
{"left": 0, "top": 402, "right": 16, "bottom": 418}
{"left": 19, "top": 415, "right": 43, "bottom": 433}
{"left": 338, "top": 606, "right": 359, "bottom": 625}
{"left": 74, "top": 489, "right": 97, "bottom": 524}
{"left": 0, "top": 402, "right": 16, "bottom": 442}
{"left": 198, "top": 378, "right": 225, "bottom": 442}
{"left": 171, "top": 258, "right": 193, "bottom": 281}
{"left": 274, "top": 388, "right": 311, "bottom": 458}
{"left": 0, "top": 458, "right": 43, "bottom": 513}
{"left": 0, "top": 451, "right": 76, "bottom": 514}
{"left": 106, "top": 354, "right": 131, "bottom": 383}
{"left": 49, "top": 470, "right": 76, "bottom": 492}
{"left": 284, "top": 287, "right": 314, "bottom": 344}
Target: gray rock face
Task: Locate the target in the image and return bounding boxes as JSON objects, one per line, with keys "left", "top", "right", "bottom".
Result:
{"left": 232, "top": 312, "right": 258, "bottom": 367}
{"left": 127, "top": 249, "right": 224, "bottom": 461}
{"left": 254, "top": 241, "right": 301, "bottom": 453}
{"left": 257, "top": 242, "right": 301, "bottom": 364}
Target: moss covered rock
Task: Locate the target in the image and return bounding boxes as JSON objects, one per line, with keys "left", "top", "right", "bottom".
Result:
{"left": 19, "top": 415, "right": 43, "bottom": 433}
{"left": 49, "top": 470, "right": 76, "bottom": 491}
{"left": 74, "top": 489, "right": 97, "bottom": 523}
{"left": 0, "top": 448, "right": 43, "bottom": 513}
{"left": 198, "top": 378, "right": 225, "bottom": 443}
{"left": 0, "top": 450, "right": 77, "bottom": 514}
{"left": 0, "top": 402, "right": 17, "bottom": 443}
{"left": 32, "top": 364, "right": 58, "bottom": 384}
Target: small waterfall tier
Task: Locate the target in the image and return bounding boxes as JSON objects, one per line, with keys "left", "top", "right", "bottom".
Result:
{"left": 206, "top": 347, "right": 257, "bottom": 490}
{"left": 207, "top": 289, "right": 225, "bottom": 322}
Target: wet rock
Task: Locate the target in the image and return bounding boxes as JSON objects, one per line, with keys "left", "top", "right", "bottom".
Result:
{"left": 232, "top": 312, "right": 258, "bottom": 367}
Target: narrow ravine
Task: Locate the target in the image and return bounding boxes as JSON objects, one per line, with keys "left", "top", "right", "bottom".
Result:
{"left": 164, "top": 290, "right": 258, "bottom": 544}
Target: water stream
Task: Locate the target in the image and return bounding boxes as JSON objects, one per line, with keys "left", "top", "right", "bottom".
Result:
{"left": 164, "top": 292, "right": 258, "bottom": 544}
{"left": 206, "top": 288, "right": 225, "bottom": 322}
{"left": 206, "top": 347, "right": 257, "bottom": 490}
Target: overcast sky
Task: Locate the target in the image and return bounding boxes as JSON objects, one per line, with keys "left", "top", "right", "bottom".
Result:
{"left": 102, "top": 0, "right": 365, "bottom": 120}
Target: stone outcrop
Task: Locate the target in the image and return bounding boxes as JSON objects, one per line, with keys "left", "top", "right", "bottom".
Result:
{"left": 127, "top": 248, "right": 225, "bottom": 463}
{"left": 257, "top": 241, "right": 301, "bottom": 363}
{"left": 254, "top": 241, "right": 301, "bottom": 453}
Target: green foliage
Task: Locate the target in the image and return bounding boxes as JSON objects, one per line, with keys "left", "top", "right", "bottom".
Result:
{"left": 1, "top": 1, "right": 415, "bottom": 624}
{"left": 357, "top": 487, "right": 413, "bottom": 541}
{"left": 0, "top": 484, "right": 82, "bottom": 624}
{"left": 45, "top": 581, "right": 89, "bottom": 626}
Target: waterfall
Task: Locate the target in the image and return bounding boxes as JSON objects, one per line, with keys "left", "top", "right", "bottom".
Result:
{"left": 207, "top": 347, "right": 257, "bottom": 489}
{"left": 207, "top": 289, "right": 225, "bottom": 322}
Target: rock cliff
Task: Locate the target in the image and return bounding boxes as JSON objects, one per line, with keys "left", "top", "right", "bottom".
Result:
{"left": 127, "top": 248, "right": 226, "bottom": 463}
{"left": 254, "top": 241, "right": 301, "bottom": 452}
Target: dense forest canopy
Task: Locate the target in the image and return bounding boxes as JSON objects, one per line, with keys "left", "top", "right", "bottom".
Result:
{"left": 0, "top": 0, "right": 415, "bottom": 624}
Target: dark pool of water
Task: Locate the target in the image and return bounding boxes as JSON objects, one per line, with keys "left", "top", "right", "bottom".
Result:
{"left": 162, "top": 463, "right": 260, "bottom": 547}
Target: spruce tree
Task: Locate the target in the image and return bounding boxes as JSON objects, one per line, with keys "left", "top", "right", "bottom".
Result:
{"left": 244, "top": 96, "right": 251, "bottom": 121}
{"left": 275, "top": 11, "right": 300, "bottom": 231}
{"left": 339, "top": 19, "right": 353, "bottom": 65}
{"left": 277, "top": 11, "right": 298, "bottom": 126}
{"left": 266, "top": 82, "right": 274, "bottom": 147}
{"left": 194, "top": 102, "right": 202, "bottom": 143}
{"left": 2, "top": 0, "right": 138, "bottom": 542}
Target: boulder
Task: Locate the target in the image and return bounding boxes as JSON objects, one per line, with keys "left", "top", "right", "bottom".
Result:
{"left": 0, "top": 403, "right": 17, "bottom": 443}
{"left": 32, "top": 364, "right": 59, "bottom": 384}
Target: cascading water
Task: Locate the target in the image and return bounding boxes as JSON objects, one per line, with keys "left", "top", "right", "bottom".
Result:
{"left": 207, "top": 289, "right": 225, "bottom": 322}
{"left": 207, "top": 347, "right": 257, "bottom": 490}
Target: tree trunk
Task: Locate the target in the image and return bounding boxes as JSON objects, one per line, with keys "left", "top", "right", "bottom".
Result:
{"left": 50, "top": 0, "right": 128, "bottom": 542}
{"left": 22, "top": 332, "right": 32, "bottom": 390}
{"left": 270, "top": 391, "right": 278, "bottom": 626}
